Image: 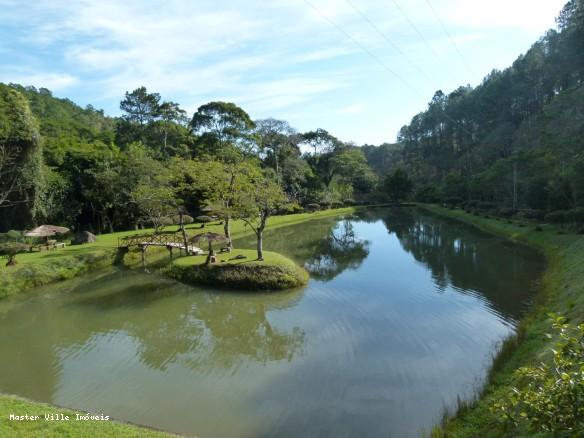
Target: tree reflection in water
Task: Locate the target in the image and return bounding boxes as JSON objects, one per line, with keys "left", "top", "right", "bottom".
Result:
{"left": 235, "top": 217, "right": 370, "bottom": 282}
{"left": 0, "top": 272, "right": 306, "bottom": 403}
{"left": 376, "top": 207, "right": 544, "bottom": 320}
{"left": 304, "top": 219, "right": 370, "bottom": 281}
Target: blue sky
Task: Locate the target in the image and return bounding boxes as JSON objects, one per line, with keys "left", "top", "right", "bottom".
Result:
{"left": 0, "top": 0, "right": 567, "bottom": 145}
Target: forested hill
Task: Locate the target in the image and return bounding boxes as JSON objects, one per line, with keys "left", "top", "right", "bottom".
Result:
{"left": 394, "top": 0, "right": 584, "bottom": 210}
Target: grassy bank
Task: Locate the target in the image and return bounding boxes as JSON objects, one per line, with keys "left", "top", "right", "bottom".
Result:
{"left": 166, "top": 249, "right": 309, "bottom": 290}
{"left": 0, "top": 207, "right": 354, "bottom": 298}
{"left": 0, "top": 394, "right": 173, "bottom": 437}
{"left": 420, "top": 204, "right": 584, "bottom": 437}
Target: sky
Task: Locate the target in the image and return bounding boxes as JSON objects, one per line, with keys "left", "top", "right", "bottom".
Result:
{"left": 0, "top": 0, "right": 568, "bottom": 145}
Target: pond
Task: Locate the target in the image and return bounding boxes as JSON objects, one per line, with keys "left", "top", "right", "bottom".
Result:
{"left": 0, "top": 208, "right": 544, "bottom": 437}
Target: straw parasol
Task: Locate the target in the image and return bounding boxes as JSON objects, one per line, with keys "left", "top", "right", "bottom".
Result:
{"left": 24, "top": 225, "right": 70, "bottom": 243}
{"left": 190, "top": 232, "right": 228, "bottom": 265}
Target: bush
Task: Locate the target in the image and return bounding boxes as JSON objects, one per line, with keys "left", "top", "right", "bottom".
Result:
{"left": 518, "top": 209, "right": 546, "bottom": 221}
{"left": 306, "top": 203, "right": 320, "bottom": 211}
{"left": 492, "top": 315, "right": 584, "bottom": 435}
{"left": 195, "top": 216, "right": 214, "bottom": 227}
{"left": 444, "top": 197, "right": 463, "bottom": 208}
{"left": 477, "top": 201, "right": 497, "bottom": 211}
{"left": 544, "top": 210, "right": 568, "bottom": 227}
{"left": 566, "top": 208, "right": 584, "bottom": 225}
{"left": 497, "top": 208, "right": 517, "bottom": 218}
{"left": 343, "top": 199, "right": 356, "bottom": 206}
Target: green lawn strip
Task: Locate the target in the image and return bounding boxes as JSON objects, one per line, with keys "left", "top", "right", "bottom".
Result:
{"left": 0, "top": 394, "right": 174, "bottom": 437}
{"left": 166, "top": 249, "right": 309, "bottom": 290}
{"left": 0, "top": 207, "right": 354, "bottom": 297}
{"left": 420, "top": 204, "right": 584, "bottom": 437}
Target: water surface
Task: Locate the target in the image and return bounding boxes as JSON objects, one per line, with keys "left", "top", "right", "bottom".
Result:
{"left": 0, "top": 208, "right": 544, "bottom": 437}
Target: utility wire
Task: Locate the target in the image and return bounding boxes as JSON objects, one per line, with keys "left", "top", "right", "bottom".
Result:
{"left": 343, "top": 0, "right": 438, "bottom": 88}
{"left": 423, "top": 0, "right": 475, "bottom": 76}
{"left": 303, "top": 0, "right": 422, "bottom": 97}
{"left": 302, "top": 0, "right": 477, "bottom": 139}
{"left": 388, "top": 0, "right": 442, "bottom": 62}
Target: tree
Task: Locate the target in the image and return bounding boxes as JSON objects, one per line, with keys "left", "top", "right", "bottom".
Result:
{"left": 254, "top": 118, "right": 299, "bottom": 183}
{"left": 120, "top": 86, "right": 161, "bottom": 126}
{"left": 301, "top": 129, "right": 339, "bottom": 156}
{"left": 190, "top": 102, "right": 255, "bottom": 156}
{"left": 235, "top": 171, "right": 289, "bottom": 260}
{"left": 0, "top": 242, "right": 29, "bottom": 266}
{"left": 157, "top": 101, "right": 188, "bottom": 154}
{"left": 181, "top": 158, "right": 254, "bottom": 248}
{"left": 0, "top": 84, "right": 44, "bottom": 230}
{"left": 383, "top": 169, "right": 414, "bottom": 203}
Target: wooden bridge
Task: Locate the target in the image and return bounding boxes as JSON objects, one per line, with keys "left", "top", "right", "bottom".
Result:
{"left": 118, "top": 232, "right": 203, "bottom": 257}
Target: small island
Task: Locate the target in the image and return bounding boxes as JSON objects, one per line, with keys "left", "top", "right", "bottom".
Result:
{"left": 166, "top": 248, "right": 308, "bottom": 290}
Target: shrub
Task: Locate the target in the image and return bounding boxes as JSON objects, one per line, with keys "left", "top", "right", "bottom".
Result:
{"left": 195, "top": 216, "right": 214, "bottom": 227}
{"left": 159, "top": 217, "right": 174, "bottom": 226}
{"left": 343, "top": 199, "right": 356, "bottom": 206}
{"left": 566, "top": 208, "right": 584, "bottom": 225}
{"left": 544, "top": 210, "right": 568, "bottom": 227}
{"left": 492, "top": 315, "right": 584, "bottom": 435}
{"left": 518, "top": 209, "right": 546, "bottom": 221}
{"left": 497, "top": 208, "right": 517, "bottom": 218}
{"left": 0, "top": 242, "right": 29, "bottom": 266}
{"left": 306, "top": 203, "right": 320, "bottom": 211}
{"left": 477, "top": 201, "right": 497, "bottom": 211}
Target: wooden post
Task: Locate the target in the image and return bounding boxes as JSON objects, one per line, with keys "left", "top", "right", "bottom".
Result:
{"left": 168, "top": 246, "right": 173, "bottom": 260}
{"left": 140, "top": 244, "right": 146, "bottom": 270}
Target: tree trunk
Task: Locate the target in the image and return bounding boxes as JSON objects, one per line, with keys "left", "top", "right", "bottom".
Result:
{"left": 256, "top": 215, "right": 267, "bottom": 261}
{"left": 224, "top": 215, "right": 232, "bottom": 249}
{"left": 205, "top": 241, "right": 214, "bottom": 265}
{"left": 256, "top": 231, "right": 264, "bottom": 261}
{"left": 178, "top": 210, "right": 189, "bottom": 255}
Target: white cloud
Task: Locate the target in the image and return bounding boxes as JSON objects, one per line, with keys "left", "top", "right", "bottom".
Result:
{"left": 0, "top": 72, "right": 79, "bottom": 90}
{"left": 340, "top": 103, "right": 364, "bottom": 114}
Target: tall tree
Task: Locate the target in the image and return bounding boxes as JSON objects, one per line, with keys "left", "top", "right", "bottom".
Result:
{"left": 120, "top": 86, "right": 161, "bottom": 126}
{"left": 0, "top": 84, "right": 44, "bottom": 230}
{"left": 190, "top": 101, "right": 255, "bottom": 156}
{"left": 235, "top": 171, "right": 289, "bottom": 260}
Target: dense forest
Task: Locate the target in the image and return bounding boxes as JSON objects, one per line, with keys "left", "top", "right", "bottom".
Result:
{"left": 1, "top": 0, "right": 583, "bottom": 234}
{"left": 396, "top": 0, "right": 584, "bottom": 212}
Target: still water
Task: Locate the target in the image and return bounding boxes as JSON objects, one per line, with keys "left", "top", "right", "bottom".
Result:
{"left": 0, "top": 208, "right": 544, "bottom": 437}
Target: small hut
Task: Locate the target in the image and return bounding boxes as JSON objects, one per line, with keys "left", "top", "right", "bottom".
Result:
{"left": 24, "top": 225, "right": 70, "bottom": 247}
{"left": 190, "top": 232, "right": 228, "bottom": 265}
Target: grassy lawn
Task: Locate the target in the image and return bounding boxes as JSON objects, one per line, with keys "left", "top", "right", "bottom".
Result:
{"left": 0, "top": 207, "right": 354, "bottom": 297}
{"left": 0, "top": 394, "right": 173, "bottom": 437}
{"left": 172, "top": 248, "right": 296, "bottom": 268}
{"left": 1, "top": 208, "right": 354, "bottom": 270}
{"left": 421, "top": 205, "right": 584, "bottom": 437}
{"left": 167, "top": 248, "right": 309, "bottom": 290}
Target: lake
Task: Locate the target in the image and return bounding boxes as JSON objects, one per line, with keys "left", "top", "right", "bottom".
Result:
{"left": 0, "top": 208, "right": 544, "bottom": 437}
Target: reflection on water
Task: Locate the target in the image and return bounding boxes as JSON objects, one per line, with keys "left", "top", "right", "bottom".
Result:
{"left": 0, "top": 208, "right": 544, "bottom": 437}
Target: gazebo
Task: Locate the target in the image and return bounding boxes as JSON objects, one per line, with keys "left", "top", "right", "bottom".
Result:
{"left": 190, "top": 232, "right": 228, "bottom": 265}
{"left": 24, "top": 225, "right": 70, "bottom": 249}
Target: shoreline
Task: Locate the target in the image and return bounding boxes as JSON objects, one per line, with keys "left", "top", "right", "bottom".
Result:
{"left": 419, "top": 204, "right": 583, "bottom": 436}
{"left": 0, "top": 207, "right": 355, "bottom": 298}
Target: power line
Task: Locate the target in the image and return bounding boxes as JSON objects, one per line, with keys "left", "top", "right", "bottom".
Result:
{"left": 302, "top": 0, "right": 477, "bottom": 140}
{"left": 387, "top": 0, "right": 442, "bottom": 63}
{"left": 423, "top": 0, "right": 475, "bottom": 76}
{"left": 303, "top": 0, "right": 422, "bottom": 97}
{"left": 343, "top": 0, "right": 438, "bottom": 88}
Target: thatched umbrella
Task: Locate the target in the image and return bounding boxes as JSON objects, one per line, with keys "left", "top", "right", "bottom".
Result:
{"left": 190, "top": 232, "right": 228, "bottom": 265}
{"left": 24, "top": 225, "right": 70, "bottom": 243}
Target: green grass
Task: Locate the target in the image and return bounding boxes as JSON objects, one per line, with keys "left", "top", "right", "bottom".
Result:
{"left": 0, "top": 394, "right": 173, "bottom": 437}
{"left": 166, "top": 248, "right": 309, "bottom": 290}
{"left": 0, "top": 207, "right": 354, "bottom": 297}
{"left": 420, "top": 204, "right": 584, "bottom": 437}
